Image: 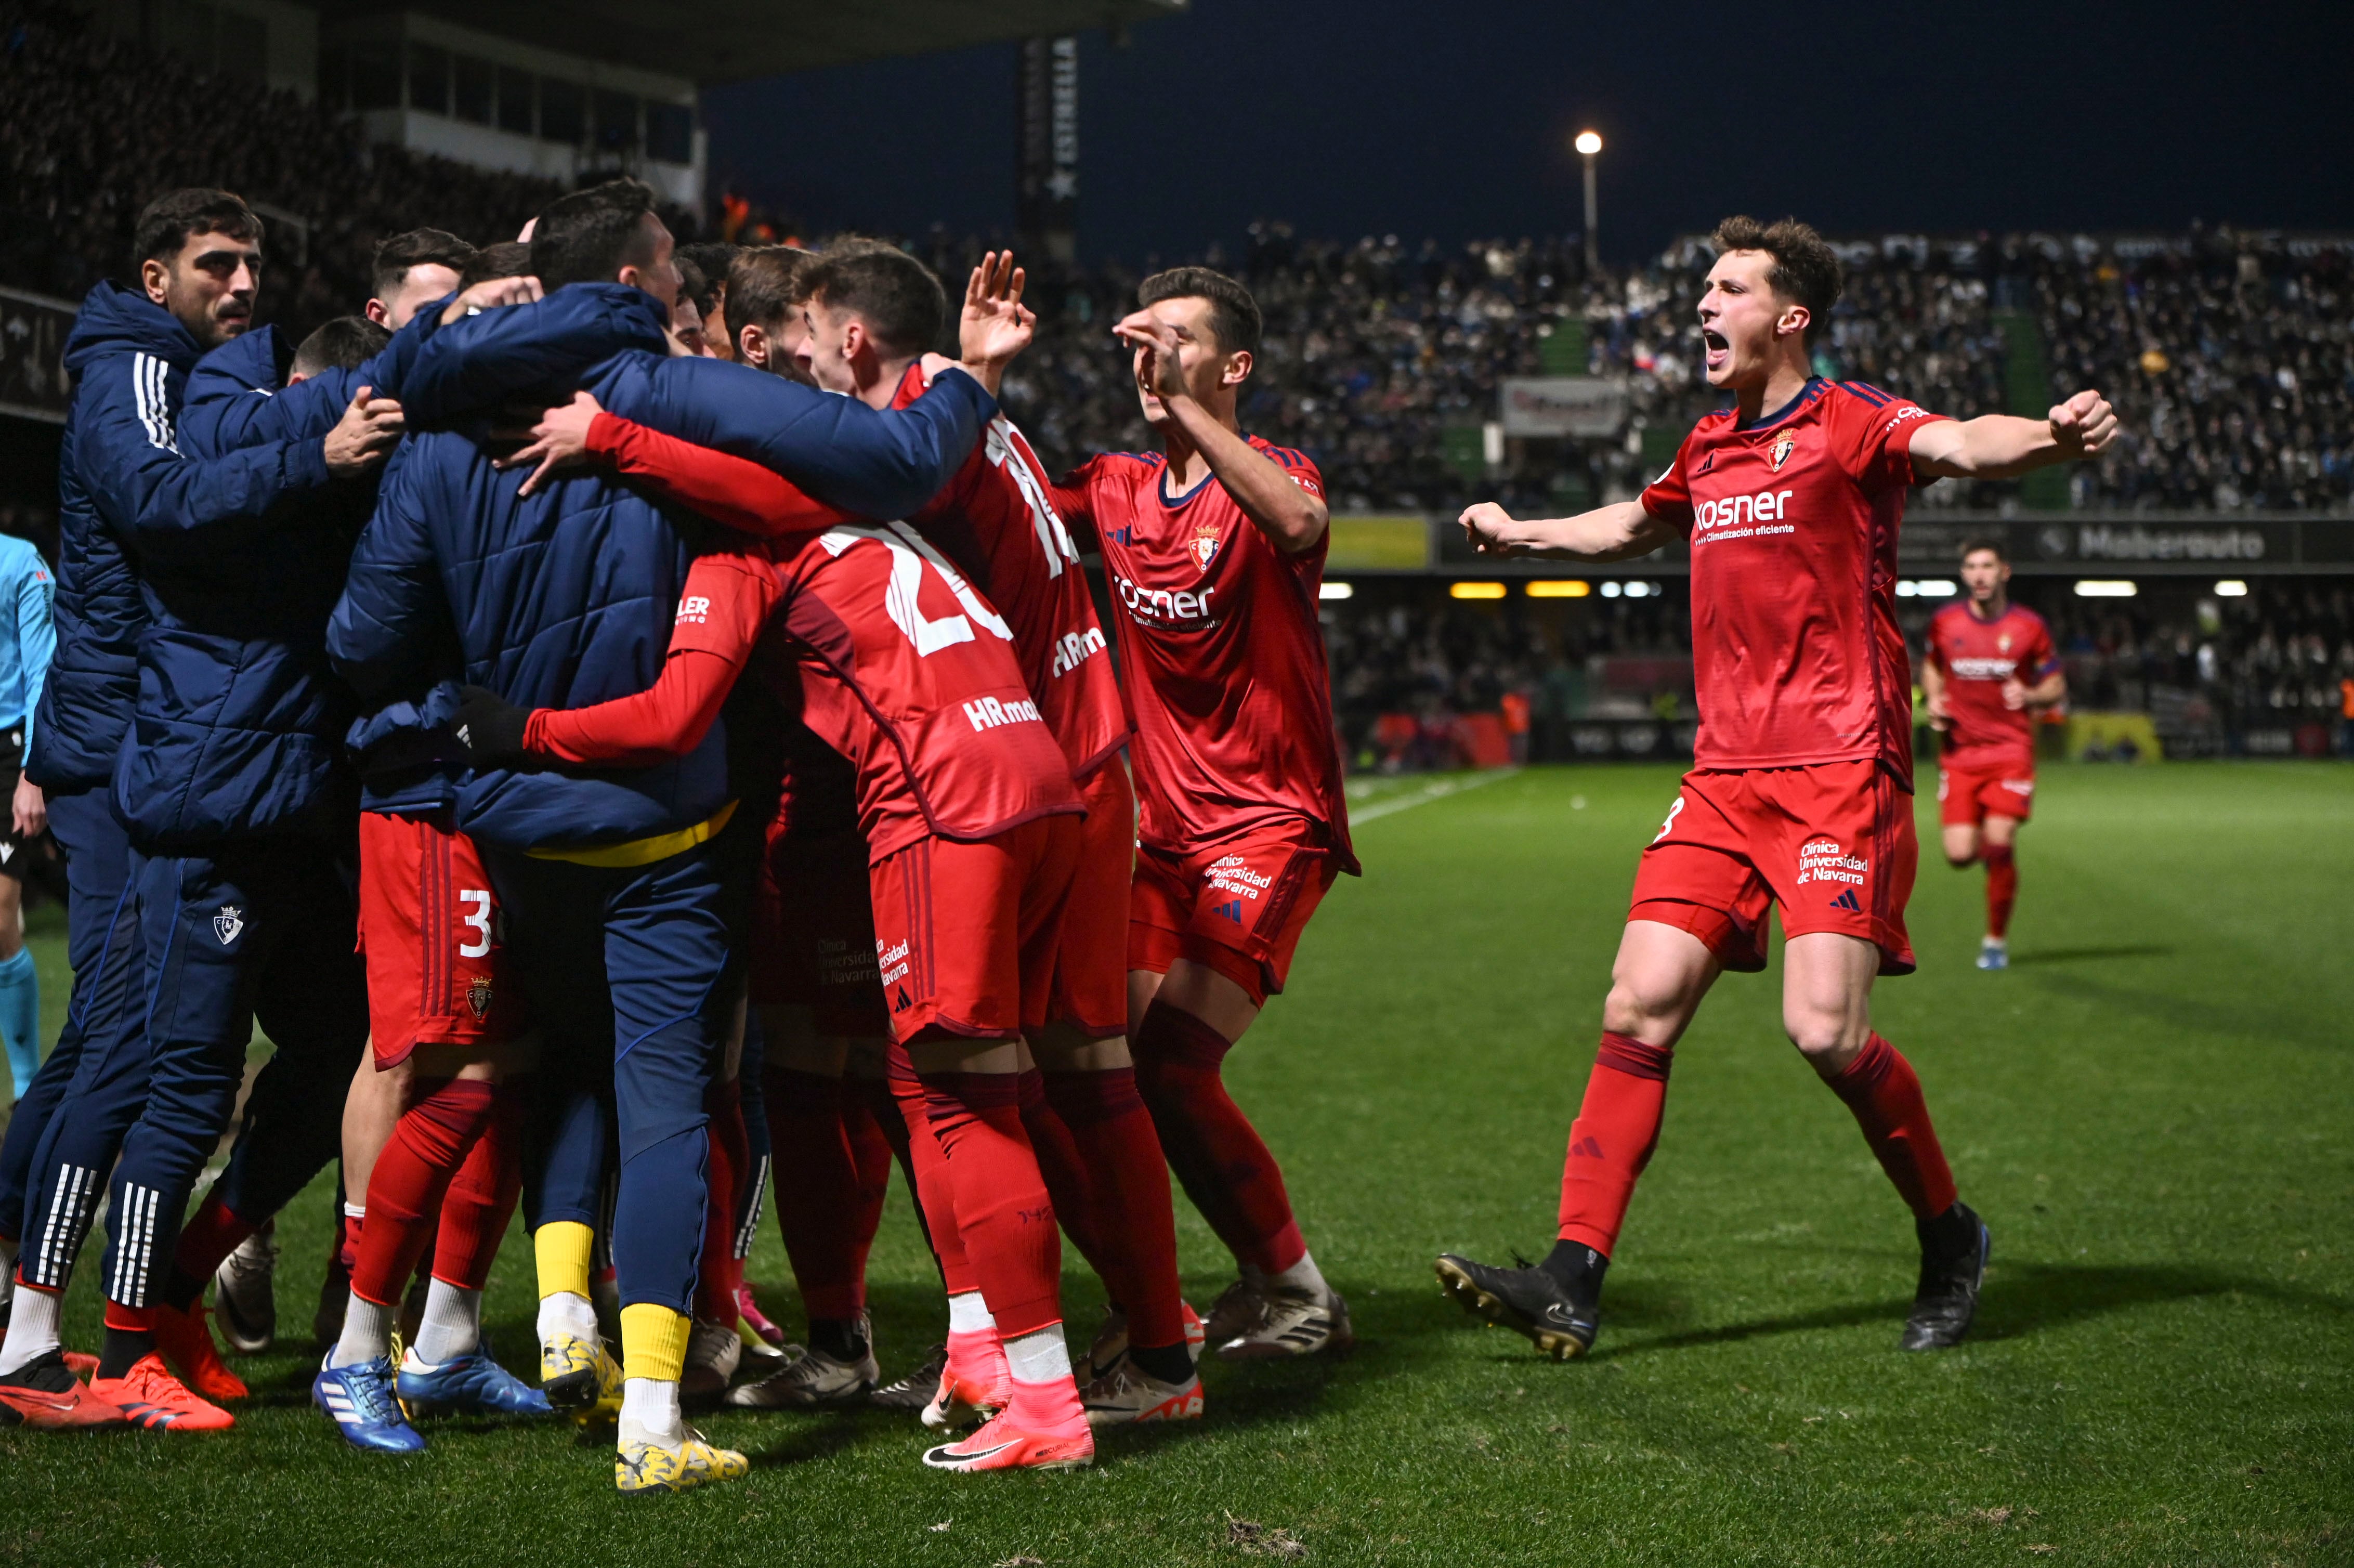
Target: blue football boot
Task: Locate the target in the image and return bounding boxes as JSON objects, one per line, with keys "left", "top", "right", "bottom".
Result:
{"left": 314, "top": 1354, "right": 427, "bottom": 1453}
{"left": 397, "top": 1347, "right": 556, "bottom": 1419}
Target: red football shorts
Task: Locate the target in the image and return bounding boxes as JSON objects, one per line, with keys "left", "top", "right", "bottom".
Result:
{"left": 356, "top": 809, "right": 526, "bottom": 1068}
{"left": 1937, "top": 759, "right": 2036, "bottom": 827}
{"left": 750, "top": 824, "right": 891, "bottom": 1038}
{"left": 1047, "top": 762, "right": 1134, "bottom": 1038}
{"left": 1628, "top": 760, "right": 1918, "bottom": 976}
{"left": 868, "top": 813, "right": 1086, "bottom": 1043}
{"left": 1128, "top": 816, "right": 1342, "bottom": 1008}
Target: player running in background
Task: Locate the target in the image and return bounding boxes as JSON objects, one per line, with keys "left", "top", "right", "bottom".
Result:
{"left": 1049, "top": 267, "right": 1359, "bottom": 1362}
{"left": 1436, "top": 216, "right": 2114, "bottom": 1359}
{"left": 1921, "top": 539, "right": 2064, "bottom": 970}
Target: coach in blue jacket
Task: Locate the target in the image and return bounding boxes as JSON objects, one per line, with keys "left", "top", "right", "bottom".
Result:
{"left": 0, "top": 189, "right": 420, "bottom": 1408}
{"left": 329, "top": 178, "right": 993, "bottom": 1485}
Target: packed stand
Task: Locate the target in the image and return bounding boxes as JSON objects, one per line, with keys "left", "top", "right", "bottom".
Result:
{"left": 2036, "top": 581, "right": 2354, "bottom": 751}
{"left": 0, "top": 1, "right": 695, "bottom": 341}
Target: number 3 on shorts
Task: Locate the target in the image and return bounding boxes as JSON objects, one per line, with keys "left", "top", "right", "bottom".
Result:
{"left": 1652, "top": 796, "right": 1686, "bottom": 844}
{"left": 457, "top": 888, "right": 493, "bottom": 959}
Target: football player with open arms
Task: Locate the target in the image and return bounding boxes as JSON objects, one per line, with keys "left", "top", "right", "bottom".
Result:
{"left": 1919, "top": 539, "right": 2064, "bottom": 970}
{"left": 1049, "top": 268, "right": 1361, "bottom": 1363}
{"left": 1438, "top": 216, "right": 2114, "bottom": 1360}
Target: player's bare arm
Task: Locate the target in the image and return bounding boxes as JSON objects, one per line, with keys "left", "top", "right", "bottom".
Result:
{"left": 1114, "top": 310, "right": 1328, "bottom": 555}
{"left": 1909, "top": 389, "right": 2118, "bottom": 480}
{"left": 1457, "top": 499, "right": 1675, "bottom": 562}
{"left": 1921, "top": 656, "right": 1951, "bottom": 727}
{"left": 2002, "top": 668, "right": 2067, "bottom": 712}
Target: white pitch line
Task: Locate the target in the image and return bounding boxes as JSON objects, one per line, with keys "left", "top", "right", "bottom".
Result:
{"left": 1348, "top": 767, "right": 1522, "bottom": 825}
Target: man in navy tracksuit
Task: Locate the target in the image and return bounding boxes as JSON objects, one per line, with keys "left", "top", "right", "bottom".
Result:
{"left": 0, "top": 189, "right": 415, "bottom": 1431}
{"left": 330, "top": 178, "right": 995, "bottom": 1492}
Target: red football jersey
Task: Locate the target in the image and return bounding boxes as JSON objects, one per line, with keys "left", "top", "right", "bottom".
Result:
{"left": 1052, "top": 442, "right": 1356, "bottom": 871}
{"left": 892, "top": 365, "right": 1131, "bottom": 780}
{"left": 1640, "top": 378, "right": 1952, "bottom": 784}
{"left": 1925, "top": 600, "right": 2057, "bottom": 769}
{"left": 536, "top": 417, "right": 1081, "bottom": 862}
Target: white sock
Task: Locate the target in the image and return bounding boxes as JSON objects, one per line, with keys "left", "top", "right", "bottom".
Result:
{"left": 537, "top": 1290, "right": 599, "bottom": 1346}
{"left": 332, "top": 1293, "right": 393, "bottom": 1368}
{"left": 411, "top": 1279, "right": 481, "bottom": 1365}
{"left": 946, "top": 1290, "right": 995, "bottom": 1336}
{"left": 1002, "top": 1323, "right": 1071, "bottom": 1387}
{"left": 617, "top": 1376, "right": 685, "bottom": 1448}
{"left": 1271, "top": 1251, "right": 1329, "bottom": 1299}
{"left": 0, "top": 1285, "right": 61, "bottom": 1376}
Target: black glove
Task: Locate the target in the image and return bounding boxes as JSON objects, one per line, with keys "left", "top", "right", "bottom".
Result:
{"left": 452, "top": 685, "right": 532, "bottom": 768}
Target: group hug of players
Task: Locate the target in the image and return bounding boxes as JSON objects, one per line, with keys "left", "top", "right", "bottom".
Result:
{"left": 0, "top": 184, "right": 2111, "bottom": 1493}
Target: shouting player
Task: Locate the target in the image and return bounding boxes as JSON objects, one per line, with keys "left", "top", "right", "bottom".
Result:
{"left": 1921, "top": 540, "right": 2064, "bottom": 969}
{"left": 1049, "top": 268, "right": 1359, "bottom": 1361}
{"left": 1434, "top": 216, "right": 2114, "bottom": 1358}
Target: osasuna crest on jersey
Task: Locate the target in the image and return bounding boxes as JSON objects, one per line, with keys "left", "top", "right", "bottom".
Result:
{"left": 467, "top": 976, "right": 494, "bottom": 1020}
{"left": 1769, "top": 433, "right": 1797, "bottom": 472}
{"left": 1189, "top": 518, "right": 1221, "bottom": 571}
{"left": 213, "top": 905, "right": 244, "bottom": 945}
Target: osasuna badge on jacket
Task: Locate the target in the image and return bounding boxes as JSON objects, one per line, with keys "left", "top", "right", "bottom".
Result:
{"left": 213, "top": 905, "right": 244, "bottom": 945}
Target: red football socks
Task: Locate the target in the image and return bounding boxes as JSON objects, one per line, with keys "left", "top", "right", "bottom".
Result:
{"left": 431, "top": 1084, "right": 521, "bottom": 1291}
{"left": 1982, "top": 843, "right": 2018, "bottom": 938}
{"left": 844, "top": 1075, "right": 895, "bottom": 1261}
{"left": 890, "top": 1051, "right": 976, "bottom": 1296}
{"left": 1133, "top": 1000, "right": 1304, "bottom": 1277}
{"left": 351, "top": 1077, "right": 497, "bottom": 1309}
{"left": 764, "top": 1067, "right": 871, "bottom": 1322}
{"left": 161, "top": 1189, "right": 259, "bottom": 1310}
{"left": 917, "top": 1070, "right": 1064, "bottom": 1340}
{"left": 1555, "top": 1033, "right": 1675, "bottom": 1258}
{"left": 694, "top": 1078, "right": 747, "bottom": 1323}
{"left": 1044, "top": 1065, "right": 1186, "bottom": 1351}
{"left": 1824, "top": 1034, "right": 1958, "bottom": 1220}
{"left": 1016, "top": 1068, "right": 1109, "bottom": 1281}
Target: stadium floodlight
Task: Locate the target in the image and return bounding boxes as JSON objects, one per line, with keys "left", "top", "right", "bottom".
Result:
{"left": 1575, "top": 130, "right": 1603, "bottom": 271}
{"left": 1526, "top": 580, "right": 1590, "bottom": 597}
{"left": 1320, "top": 581, "right": 1354, "bottom": 600}
{"left": 2214, "top": 579, "right": 2249, "bottom": 597}
{"left": 1600, "top": 581, "right": 1623, "bottom": 598}
{"left": 2074, "top": 580, "right": 2138, "bottom": 597}
{"left": 1898, "top": 579, "right": 1958, "bottom": 597}
{"left": 1450, "top": 582, "right": 1507, "bottom": 600}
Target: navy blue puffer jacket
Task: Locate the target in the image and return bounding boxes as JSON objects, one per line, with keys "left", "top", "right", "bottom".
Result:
{"left": 111, "top": 322, "right": 423, "bottom": 845}
{"left": 329, "top": 283, "right": 996, "bottom": 854}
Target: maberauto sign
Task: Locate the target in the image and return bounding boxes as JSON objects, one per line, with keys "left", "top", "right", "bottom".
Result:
{"left": 1498, "top": 376, "right": 1629, "bottom": 438}
{"left": 2036, "top": 522, "right": 2273, "bottom": 562}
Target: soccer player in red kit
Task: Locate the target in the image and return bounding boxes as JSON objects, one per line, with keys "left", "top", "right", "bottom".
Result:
{"left": 1921, "top": 539, "right": 2064, "bottom": 970}
{"left": 1435, "top": 216, "right": 2115, "bottom": 1358}
{"left": 880, "top": 255, "right": 1200, "bottom": 1425}
{"left": 1049, "top": 267, "right": 1360, "bottom": 1361}
{"left": 476, "top": 386, "right": 1103, "bottom": 1473}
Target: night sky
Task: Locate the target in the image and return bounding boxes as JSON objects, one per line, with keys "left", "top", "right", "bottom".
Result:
{"left": 702, "top": 1, "right": 2352, "bottom": 266}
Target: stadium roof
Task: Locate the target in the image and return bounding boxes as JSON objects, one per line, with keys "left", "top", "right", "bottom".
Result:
{"left": 312, "top": 0, "right": 1188, "bottom": 85}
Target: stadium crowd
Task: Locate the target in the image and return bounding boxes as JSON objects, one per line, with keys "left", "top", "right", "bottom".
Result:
{"left": 7, "top": 0, "right": 2351, "bottom": 518}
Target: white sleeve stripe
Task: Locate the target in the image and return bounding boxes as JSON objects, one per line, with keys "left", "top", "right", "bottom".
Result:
{"left": 134, "top": 351, "right": 179, "bottom": 454}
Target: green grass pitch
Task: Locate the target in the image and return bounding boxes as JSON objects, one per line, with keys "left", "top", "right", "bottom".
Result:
{"left": 0, "top": 762, "right": 2346, "bottom": 1566}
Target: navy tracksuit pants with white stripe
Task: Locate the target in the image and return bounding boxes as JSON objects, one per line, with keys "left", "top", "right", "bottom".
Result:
{"left": 6, "top": 788, "right": 150, "bottom": 1287}
{"left": 97, "top": 836, "right": 365, "bottom": 1308}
